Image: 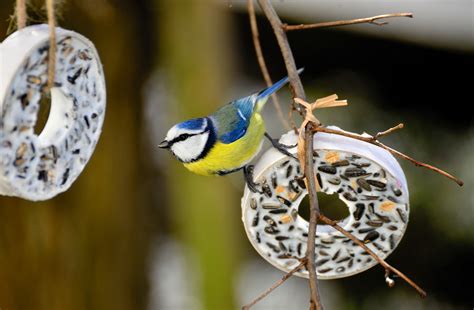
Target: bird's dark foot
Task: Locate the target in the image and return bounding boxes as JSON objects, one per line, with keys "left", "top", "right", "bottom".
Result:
{"left": 243, "top": 165, "right": 261, "bottom": 193}
{"left": 264, "top": 132, "right": 297, "bottom": 159}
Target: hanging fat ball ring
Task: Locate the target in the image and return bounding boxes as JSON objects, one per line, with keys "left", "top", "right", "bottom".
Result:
{"left": 241, "top": 127, "right": 409, "bottom": 279}
{"left": 0, "top": 24, "right": 106, "bottom": 201}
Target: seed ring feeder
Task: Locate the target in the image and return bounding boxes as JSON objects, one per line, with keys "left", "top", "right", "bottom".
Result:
{"left": 0, "top": 24, "right": 106, "bottom": 201}
{"left": 241, "top": 127, "right": 409, "bottom": 279}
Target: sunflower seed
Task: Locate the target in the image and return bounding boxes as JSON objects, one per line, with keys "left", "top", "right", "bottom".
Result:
{"left": 366, "top": 220, "right": 383, "bottom": 227}
{"left": 353, "top": 203, "right": 365, "bottom": 220}
{"left": 375, "top": 213, "right": 391, "bottom": 223}
{"left": 389, "top": 234, "right": 397, "bottom": 249}
{"left": 331, "top": 160, "right": 350, "bottom": 167}
{"left": 252, "top": 213, "right": 259, "bottom": 227}
{"left": 263, "top": 215, "right": 276, "bottom": 226}
{"left": 357, "top": 178, "right": 372, "bottom": 191}
{"left": 359, "top": 227, "right": 375, "bottom": 234}
{"left": 266, "top": 242, "right": 280, "bottom": 253}
{"left": 396, "top": 208, "right": 407, "bottom": 223}
{"left": 269, "top": 209, "right": 287, "bottom": 214}
{"left": 343, "top": 192, "right": 357, "bottom": 202}
{"left": 344, "top": 167, "right": 368, "bottom": 177}
{"left": 264, "top": 226, "right": 280, "bottom": 234}
{"left": 328, "top": 177, "right": 341, "bottom": 185}
{"left": 316, "top": 258, "right": 330, "bottom": 267}
{"left": 364, "top": 231, "right": 380, "bottom": 243}
{"left": 318, "top": 165, "right": 337, "bottom": 174}
{"left": 289, "top": 180, "right": 300, "bottom": 193}
{"left": 319, "top": 250, "right": 330, "bottom": 256}
{"left": 262, "top": 184, "right": 272, "bottom": 197}
{"left": 250, "top": 198, "right": 257, "bottom": 210}
{"left": 296, "top": 178, "right": 306, "bottom": 189}
{"left": 297, "top": 243, "right": 302, "bottom": 256}
{"left": 366, "top": 179, "right": 386, "bottom": 188}
{"left": 316, "top": 173, "right": 323, "bottom": 188}
{"left": 336, "top": 256, "right": 351, "bottom": 263}
{"left": 277, "top": 195, "right": 292, "bottom": 207}
{"left": 391, "top": 186, "right": 402, "bottom": 197}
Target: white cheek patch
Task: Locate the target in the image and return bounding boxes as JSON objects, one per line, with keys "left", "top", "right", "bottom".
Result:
{"left": 171, "top": 131, "right": 209, "bottom": 163}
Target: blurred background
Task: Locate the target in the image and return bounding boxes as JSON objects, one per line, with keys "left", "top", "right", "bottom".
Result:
{"left": 0, "top": 0, "right": 472, "bottom": 309}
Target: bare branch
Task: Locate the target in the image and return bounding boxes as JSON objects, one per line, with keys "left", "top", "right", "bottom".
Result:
{"left": 247, "top": 0, "right": 289, "bottom": 129}
{"left": 282, "top": 13, "right": 413, "bottom": 32}
{"left": 257, "top": 0, "right": 308, "bottom": 114}
{"left": 312, "top": 125, "right": 464, "bottom": 186}
{"left": 242, "top": 260, "right": 306, "bottom": 310}
{"left": 318, "top": 214, "right": 427, "bottom": 298}
{"left": 303, "top": 123, "right": 324, "bottom": 310}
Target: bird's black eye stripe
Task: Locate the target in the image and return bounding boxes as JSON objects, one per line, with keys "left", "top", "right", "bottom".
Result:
{"left": 169, "top": 133, "right": 199, "bottom": 145}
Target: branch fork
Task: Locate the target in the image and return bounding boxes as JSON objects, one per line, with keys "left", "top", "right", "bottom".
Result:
{"left": 295, "top": 95, "right": 347, "bottom": 174}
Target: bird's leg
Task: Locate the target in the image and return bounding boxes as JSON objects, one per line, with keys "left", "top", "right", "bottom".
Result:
{"left": 243, "top": 165, "right": 261, "bottom": 193}
{"left": 264, "top": 132, "right": 297, "bottom": 159}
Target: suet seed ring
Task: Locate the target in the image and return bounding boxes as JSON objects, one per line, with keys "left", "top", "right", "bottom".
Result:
{"left": 241, "top": 127, "right": 409, "bottom": 279}
{"left": 0, "top": 24, "right": 106, "bottom": 201}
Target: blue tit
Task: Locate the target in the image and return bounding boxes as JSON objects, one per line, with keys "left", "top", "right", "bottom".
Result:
{"left": 159, "top": 69, "right": 302, "bottom": 189}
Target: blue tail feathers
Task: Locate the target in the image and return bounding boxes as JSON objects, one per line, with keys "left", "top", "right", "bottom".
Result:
{"left": 257, "top": 68, "right": 304, "bottom": 100}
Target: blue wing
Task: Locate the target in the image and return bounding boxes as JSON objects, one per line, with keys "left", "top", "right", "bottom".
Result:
{"left": 213, "top": 96, "right": 254, "bottom": 144}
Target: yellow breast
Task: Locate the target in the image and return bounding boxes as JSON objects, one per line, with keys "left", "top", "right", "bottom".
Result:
{"left": 184, "top": 113, "right": 265, "bottom": 176}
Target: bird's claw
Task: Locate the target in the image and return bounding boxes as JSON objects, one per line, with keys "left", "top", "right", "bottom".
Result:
{"left": 244, "top": 165, "right": 261, "bottom": 193}
{"left": 265, "top": 132, "right": 297, "bottom": 159}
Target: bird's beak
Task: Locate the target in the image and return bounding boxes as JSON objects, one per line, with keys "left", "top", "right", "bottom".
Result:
{"left": 158, "top": 140, "right": 170, "bottom": 149}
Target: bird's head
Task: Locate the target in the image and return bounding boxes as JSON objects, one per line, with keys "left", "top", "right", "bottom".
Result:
{"left": 159, "top": 117, "right": 215, "bottom": 163}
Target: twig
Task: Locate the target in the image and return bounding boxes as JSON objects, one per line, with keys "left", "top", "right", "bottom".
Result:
{"left": 247, "top": 0, "right": 289, "bottom": 129}
{"left": 257, "top": 0, "right": 307, "bottom": 110}
{"left": 312, "top": 125, "right": 464, "bottom": 186}
{"left": 318, "top": 214, "right": 427, "bottom": 298}
{"left": 282, "top": 13, "right": 413, "bottom": 32}
{"left": 16, "top": 0, "right": 27, "bottom": 29}
{"left": 303, "top": 123, "right": 323, "bottom": 310}
{"left": 46, "top": 0, "right": 56, "bottom": 91}
{"left": 375, "top": 123, "right": 404, "bottom": 139}
{"left": 241, "top": 260, "right": 306, "bottom": 310}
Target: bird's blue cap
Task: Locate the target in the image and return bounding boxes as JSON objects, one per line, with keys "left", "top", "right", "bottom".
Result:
{"left": 177, "top": 118, "right": 206, "bottom": 130}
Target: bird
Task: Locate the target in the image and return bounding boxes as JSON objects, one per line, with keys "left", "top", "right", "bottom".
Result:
{"left": 159, "top": 69, "right": 302, "bottom": 192}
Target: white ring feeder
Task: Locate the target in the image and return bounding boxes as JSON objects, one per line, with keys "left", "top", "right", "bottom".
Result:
{"left": 0, "top": 24, "right": 106, "bottom": 201}
{"left": 241, "top": 127, "right": 409, "bottom": 279}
